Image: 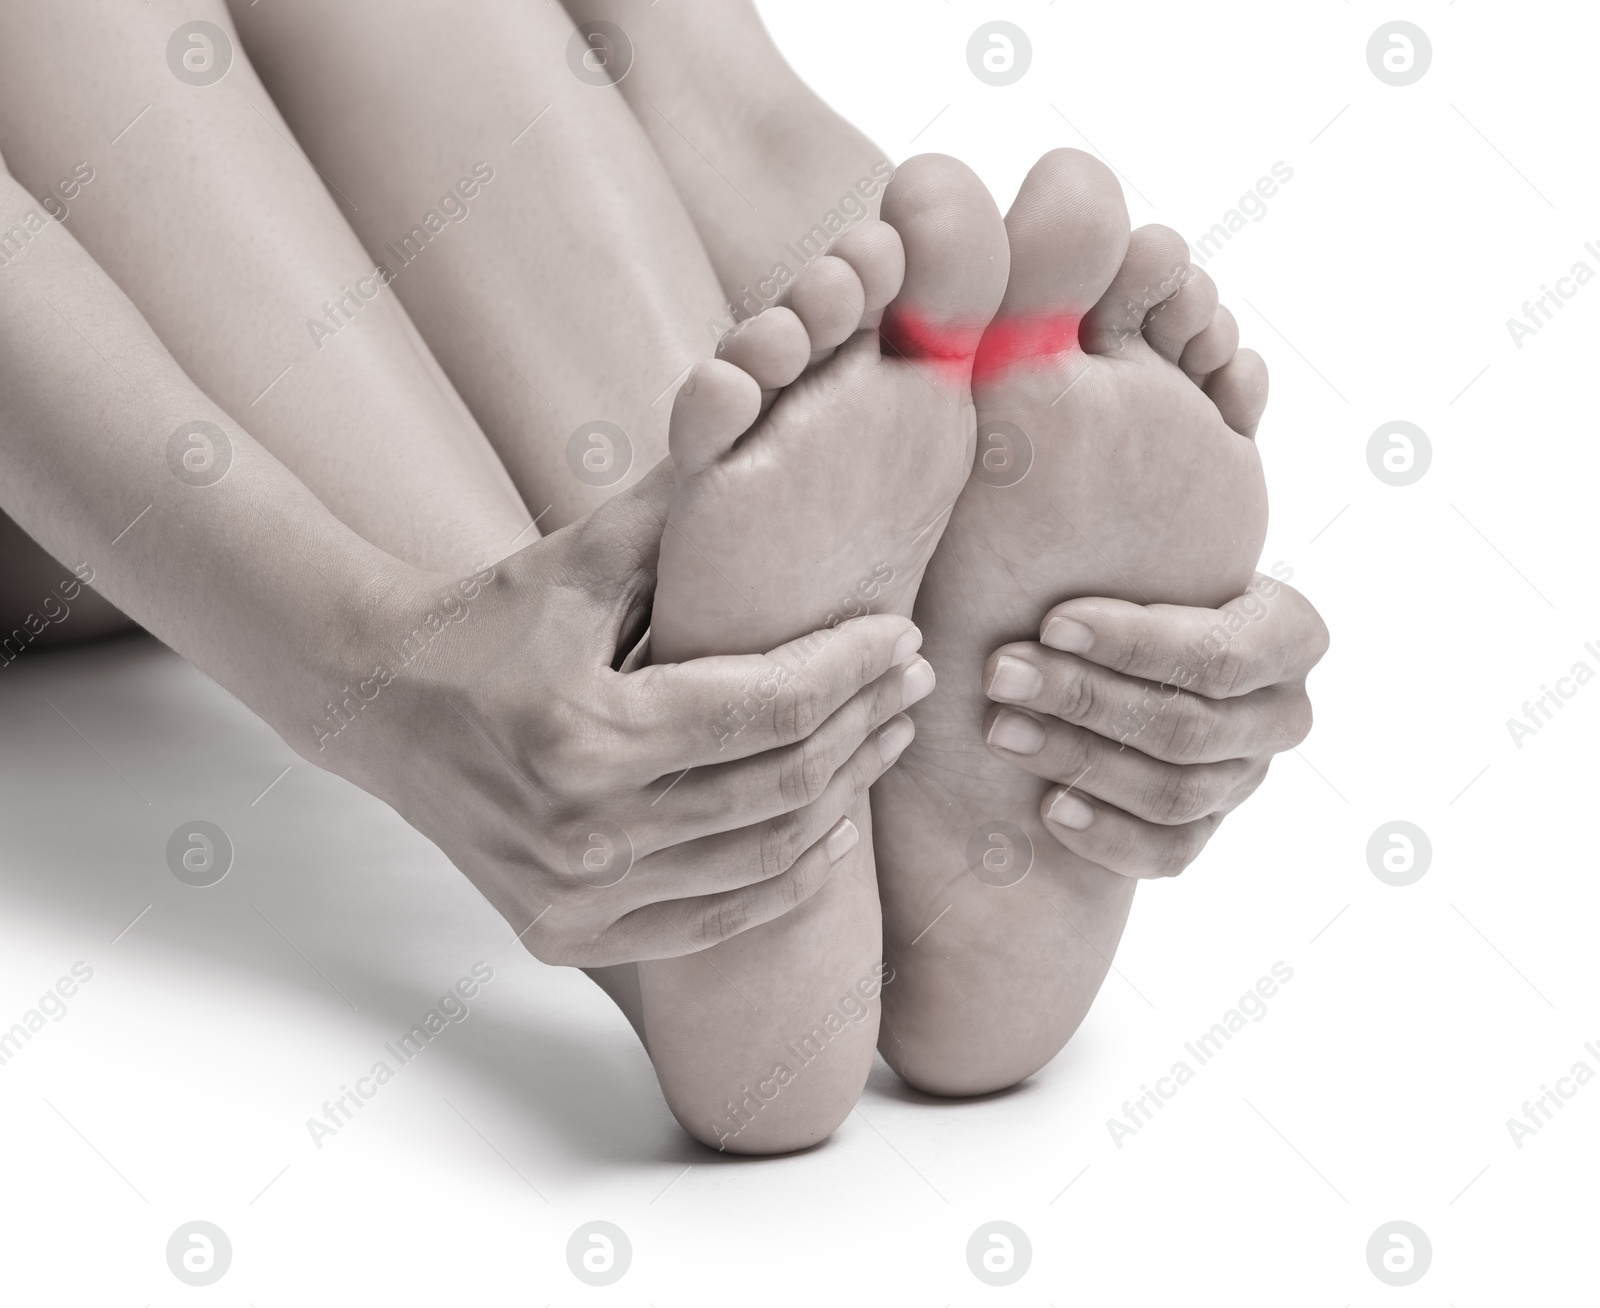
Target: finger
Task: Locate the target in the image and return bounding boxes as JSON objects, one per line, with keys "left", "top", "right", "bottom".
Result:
{"left": 1038, "top": 787, "right": 1224, "bottom": 880}
{"left": 625, "top": 713, "right": 913, "bottom": 895}
{"left": 645, "top": 659, "right": 934, "bottom": 841}
{"left": 1033, "top": 578, "right": 1330, "bottom": 700}
{"left": 983, "top": 644, "right": 1313, "bottom": 764}
{"left": 602, "top": 815, "right": 861, "bottom": 960}
{"left": 983, "top": 705, "right": 1265, "bottom": 823}
{"left": 620, "top": 613, "right": 923, "bottom": 770}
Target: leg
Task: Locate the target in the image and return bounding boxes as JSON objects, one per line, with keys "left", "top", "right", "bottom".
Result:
{"left": 226, "top": 0, "right": 729, "bottom": 531}
{"left": 560, "top": 0, "right": 892, "bottom": 302}
{"left": 220, "top": 0, "right": 915, "bottom": 1144}
{"left": 0, "top": 0, "right": 530, "bottom": 577}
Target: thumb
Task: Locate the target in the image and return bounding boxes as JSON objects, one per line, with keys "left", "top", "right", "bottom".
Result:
{"left": 497, "top": 460, "right": 675, "bottom": 629}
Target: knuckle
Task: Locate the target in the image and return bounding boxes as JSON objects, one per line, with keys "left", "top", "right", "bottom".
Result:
{"left": 777, "top": 737, "right": 834, "bottom": 809}
{"left": 1199, "top": 644, "right": 1252, "bottom": 699}
{"left": 1165, "top": 823, "right": 1214, "bottom": 877}
{"left": 1109, "top": 631, "right": 1158, "bottom": 678}
{"left": 1146, "top": 767, "right": 1212, "bottom": 825}
{"left": 1096, "top": 818, "right": 1145, "bottom": 872}
{"left": 699, "top": 893, "right": 751, "bottom": 947}
{"left": 1051, "top": 665, "right": 1099, "bottom": 723}
{"left": 770, "top": 668, "right": 818, "bottom": 744}
{"left": 758, "top": 814, "right": 804, "bottom": 882}
{"left": 1160, "top": 699, "right": 1218, "bottom": 763}
{"left": 1151, "top": 835, "right": 1196, "bottom": 879}
{"left": 1285, "top": 695, "right": 1314, "bottom": 748}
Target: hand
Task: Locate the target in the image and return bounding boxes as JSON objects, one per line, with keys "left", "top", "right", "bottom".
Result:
{"left": 978, "top": 574, "right": 1328, "bottom": 878}
{"left": 315, "top": 466, "right": 932, "bottom": 965}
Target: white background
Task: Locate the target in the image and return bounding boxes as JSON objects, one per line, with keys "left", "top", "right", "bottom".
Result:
{"left": 2, "top": 1, "right": 1597, "bottom": 1303}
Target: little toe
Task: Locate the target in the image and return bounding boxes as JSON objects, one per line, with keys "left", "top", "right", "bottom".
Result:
{"left": 1080, "top": 224, "right": 1193, "bottom": 355}
{"left": 788, "top": 254, "right": 867, "bottom": 353}
{"left": 716, "top": 307, "right": 811, "bottom": 390}
{"left": 828, "top": 219, "right": 906, "bottom": 319}
{"left": 1144, "top": 265, "right": 1219, "bottom": 364}
{"left": 1179, "top": 304, "right": 1240, "bottom": 380}
{"left": 668, "top": 358, "right": 762, "bottom": 476}
{"left": 1203, "top": 347, "right": 1269, "bottom": 438}
{"left": 879, "top": 153, "right": 1009, "bottom": 373}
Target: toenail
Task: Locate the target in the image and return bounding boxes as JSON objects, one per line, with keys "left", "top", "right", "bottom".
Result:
{"left": 899, "top": 657, "right": 935, "bottom": 708}
{"left": 1041, "top": 616, "right": 1094, "bottom": 654}
{"left": 890, "top": 626, "right": 924, "bottom": 666}
{"left": 1047, "top": 790, "right": 1095, "bottom": 831}
{"left": 878, "top": 713, "right": 915, "bottom": 764}
{"left": 987, "top": 709, "right": 1045, "bottom": 756}
{"left": 987, "top": 655, "right": 1043, "bottom": 702}
{"left": 824, "top": 817, "right": 860, "bottom": 864}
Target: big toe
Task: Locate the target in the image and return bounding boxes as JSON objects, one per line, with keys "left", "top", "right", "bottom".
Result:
{"left": 973, "top": 149, "right": 1130, "bottom": 382}
{"left": 1001, "top": 149, "right": 1129, "bottom": 318}
{"left": 879, "top": 154, "right": 1009, "bottom": 373}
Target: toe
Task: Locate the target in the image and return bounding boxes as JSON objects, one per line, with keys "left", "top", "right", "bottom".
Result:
{"left": 828, "top": 219, "right": 906, "bottom": 318}
{"left": 971, "top": 149, "right": 1128, "bottom": 383}
{"left": 788, "top": 254, "right": 866, "bottom": 352}
{"left": 998, "top": 148, "right": 1129, "bottom": 318}
{"left": 668, "top": 359, "right": 762, "bottom": 476}
{"left": 1204, "top": 347, "right": 1269, "bottom": 438}
{"left": 1179, "top": 304, "right": 1240, "bottom": 379}
{"left": 716, "top": 307, "right": 811, "bottom": 390}
{"left": 1080, "top": 224, "right": 1193, "bottom": 355}
{"left": 879, "top": 153, "right": 1009, "bottom": 370}
{"left": 1144, "top": 265, "right": 1219, "bottom": 364}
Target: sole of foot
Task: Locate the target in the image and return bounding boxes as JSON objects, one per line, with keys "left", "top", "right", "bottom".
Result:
{"left": 873, "top": 148, "right": 1270, "bottom": 1097}
{"left": 636, "top": 155, "right": 1009, "bottom": 1153}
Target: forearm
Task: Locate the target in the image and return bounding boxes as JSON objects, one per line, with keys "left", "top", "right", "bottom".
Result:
{"left": 0, "top": 168, "right": 400, "bottom": 737}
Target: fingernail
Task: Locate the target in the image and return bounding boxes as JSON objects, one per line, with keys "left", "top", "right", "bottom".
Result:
{"left": 1047, "top": 789, "right": 1095, "bottom": 830}
{"left": 878, "top": 712, "right": 915, "bottom": 764}
{"left": 986, "top": 708, "right": 1045, "bottom": 756}
{"left": 890, "top": 626, "right": 923, "bottom": 666}
{"left": 1041, "top": 616, "right": 1094, "bottom": 654}
{"left": 825, "top": 816, "right": 860, "bottom": 863}
{"left": 900, "top": 656, "right": 935, "bottom": 708}
{"left": 987, "top": 654, "right": 1043, "bottom": 702}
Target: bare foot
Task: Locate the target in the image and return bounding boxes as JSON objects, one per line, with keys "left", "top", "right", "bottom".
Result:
{"left": 873, "top": 149, "right": 1270, "bottom": 1096}
{"left": 637, "top": 154, "right": 1008, "bottom": 1152}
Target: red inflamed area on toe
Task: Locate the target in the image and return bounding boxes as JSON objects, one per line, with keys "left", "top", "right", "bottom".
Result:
{"left": 882, "top": 306, "right": 1082, "bottom": 384}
